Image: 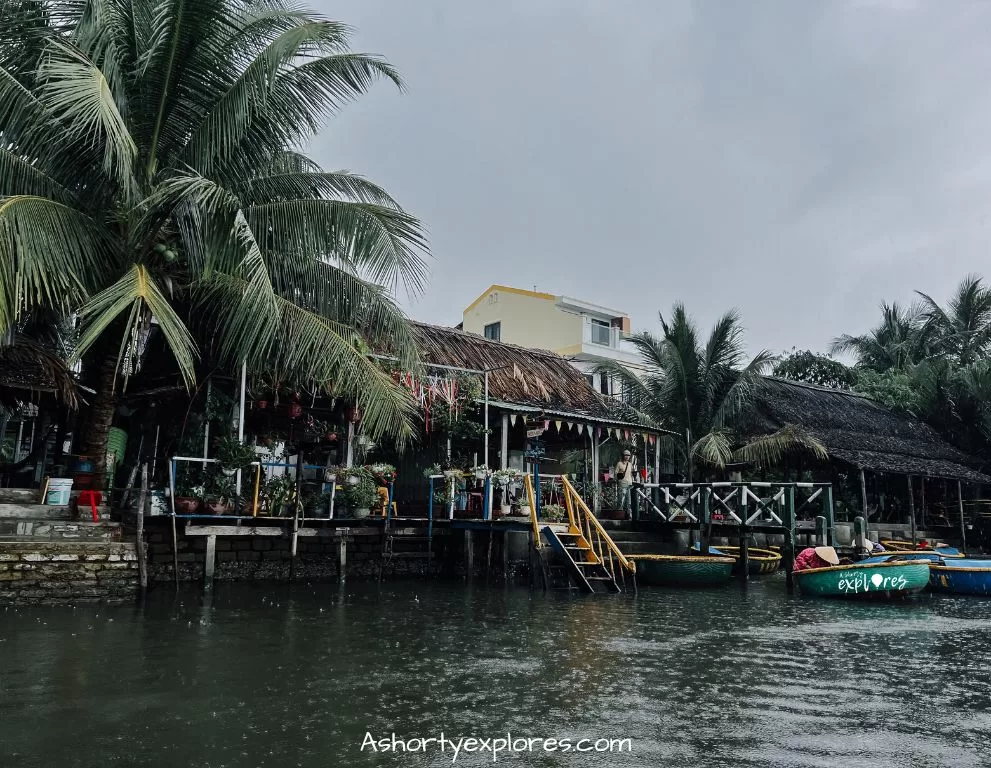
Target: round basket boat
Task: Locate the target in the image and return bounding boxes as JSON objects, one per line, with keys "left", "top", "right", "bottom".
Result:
{"left": 628, "top": 554, "right": 734, "bottom": 588}
{"left": 794, "top": 559, "right": 930, "bottom": 600}
{"left": 711, "top": 546, "right": 782, "bottom": 576}
{"left": 929, "top": 558, "right": 991, "bottom": 596}
{"left": 881, "top": 540, "right": 965, "bottom": 558}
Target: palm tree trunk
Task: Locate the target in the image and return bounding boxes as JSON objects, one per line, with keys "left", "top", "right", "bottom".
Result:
{"left": 79, "top": 355, "right": 120, "bottom": 490}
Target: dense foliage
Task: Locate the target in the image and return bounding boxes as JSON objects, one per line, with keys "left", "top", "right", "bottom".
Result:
{"left": 0, "top": 0, "right": 427, "bottom": 474}
{"left": 831, "top": 275, "right": 991, "bottom": 457}
{"left": 600, "top": 304, "right": 825, "bottom": 479}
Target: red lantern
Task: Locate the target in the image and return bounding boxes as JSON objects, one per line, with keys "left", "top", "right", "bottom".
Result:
{"left": 346, "top": 406, "right": 362, "bottom": 423}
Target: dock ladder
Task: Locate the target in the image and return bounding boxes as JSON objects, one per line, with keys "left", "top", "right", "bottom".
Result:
{"left": 530, "top": 475, "right": 637, "bottom": 594}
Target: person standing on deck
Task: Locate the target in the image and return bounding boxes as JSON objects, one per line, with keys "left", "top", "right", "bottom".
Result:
{"left": 615, "top": 450, "right": 636, "bottom": 519}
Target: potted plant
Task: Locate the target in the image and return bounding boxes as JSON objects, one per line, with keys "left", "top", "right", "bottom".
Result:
{"left": 324, "top": 464, "right": 347, "bottom": 484}
{"left": 541, "top": 504, "right": 568, "bottom": 523}
{"left": 263, "top": 473, "right": 296, "bottom": 517}
{"left": 471, "top": 464, "right": 489, "bottom": 480}
{"left": 343, "top": 473, "right": 378, "bottom": 518}
{"left": 368, "top": 462, "right": 397, "bottom": 486}
{"left": 202, "top": 470, "right": 235, "bottom": 515}
{"left": 215, "top": 435, "right": 257, "bottom": 476}
{"left": 173, "top": 466, "right": 204, "bottom": 514}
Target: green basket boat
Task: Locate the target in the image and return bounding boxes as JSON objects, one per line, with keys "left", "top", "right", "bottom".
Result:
{"left": 714, "top": 546, "right": 783, "bottom": 576}
{"left": 628, "top": 554, "right": 735, "bottom": 587}
{"left": 794, "top": 559, "right": 931, "bottom": 600}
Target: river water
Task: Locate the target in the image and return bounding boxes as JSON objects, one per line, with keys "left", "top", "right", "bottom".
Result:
{"left": 2, "top": 577, "right": 989, "bottom": 767}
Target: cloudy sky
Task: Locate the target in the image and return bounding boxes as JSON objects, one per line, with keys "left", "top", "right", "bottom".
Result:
{"left": 311, "top": 0, "right": 991, "bottom": 356}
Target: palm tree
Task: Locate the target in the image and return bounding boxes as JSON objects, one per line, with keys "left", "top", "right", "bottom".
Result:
{"left": 830, "top": 302, "right": 930, "bottom": 371}
{"left": 0, "top": 0, "right": 427, "bottom": 474}
{"left": 916, "top": 275, "right": 991, "bottom": 365}
{"left": 599, "top": 304, "right": 825, "bottom": 480}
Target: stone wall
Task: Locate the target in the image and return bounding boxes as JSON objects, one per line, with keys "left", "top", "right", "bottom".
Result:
{"left": 0, "top": 542, "right": 139, "bottom": 604}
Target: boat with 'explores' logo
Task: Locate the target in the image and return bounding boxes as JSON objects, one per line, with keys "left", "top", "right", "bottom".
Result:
{"left": 794, "top": 559, "right": 931, "bottom": 600}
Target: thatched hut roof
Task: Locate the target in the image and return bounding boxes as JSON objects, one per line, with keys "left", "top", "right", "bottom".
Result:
{"left": 410, "top": 323, "right": 662, "bottom": 430}
{"left": 752, "top": 377, "right": 991, "bottom": 483}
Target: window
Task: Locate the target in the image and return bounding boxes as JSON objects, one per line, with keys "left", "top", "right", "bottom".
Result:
{"left": 599, "top": 375, "right": 611, "bottom": 396}
{"left": 590, "top": 318, "right": 611, "bottom": 345}
{"left": 484, "top": 322, "right": 501, "bottom": 341}
{"left": 586, "top": 374, "right": 595, "bottom": 389}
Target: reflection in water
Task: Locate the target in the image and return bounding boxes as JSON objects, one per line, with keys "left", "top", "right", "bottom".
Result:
{"left": 1, "top": 578, "right": 990, "bottom": 767}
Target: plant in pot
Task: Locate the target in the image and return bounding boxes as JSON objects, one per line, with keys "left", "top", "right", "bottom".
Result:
{"left": 215, "top": 435, "right": 257, "bottom": 476}
{"left": 203, "top": 470, "right": 235, "bottom": 515}
{"left": 324, "top": 464, "right": 348, "bottom": 484}
{"left": 263, "top": 473, "right": 297, "bottom": 517}
{"left": 343, "top": 474, "right": 378, "bottom": 518}
{"left": 173, "top": 466, "right": 204, "bottom": 514}
{"left": 367, "top": 462, "right": 397, "bottom": 486}
{"left": 541, "top": 504, "right": 568, "bottom": 523}
{"left": 470, "top": 464, "right": 490, "bottom": 480}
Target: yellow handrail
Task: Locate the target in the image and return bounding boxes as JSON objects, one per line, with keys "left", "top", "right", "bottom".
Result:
{"left": 561, "top": 476, "right": 636, "bottom": 575}
{"left": 524, "top": 473, "right": 540, "bottom": 546}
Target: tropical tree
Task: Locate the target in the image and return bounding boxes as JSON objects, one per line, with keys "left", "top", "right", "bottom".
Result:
{"left": 916, "top": 275, "right": 991, "bottom": 365}
{"left": 830, "top": 302, "right": 930, "bottom": 372}
{"left": 599, "top": 304, "right": 826, "bottom": 480}
{"left": 773, "top": 348, "right": 856, "bottom": 390}
{"left": 0, "top": 0, "right": 428, "bottom": 478}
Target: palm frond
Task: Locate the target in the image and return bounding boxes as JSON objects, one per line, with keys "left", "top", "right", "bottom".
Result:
{"left": 691, "top": 429, "right": 733, "bottom": 468}
{"left": 36, "top": 39, "right": 137, "bottom": 197}
{"left": 734, "top": 424, "right": 828, "bottom": 467}
{"left": 73, "top": 264, "right": 198, "bottom": 389}
{"left": 0, "top": 195, "right": 104, "bottom": 334}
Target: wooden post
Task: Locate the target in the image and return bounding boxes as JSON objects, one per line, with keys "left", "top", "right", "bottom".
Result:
{"left": 486, "top": 529, "right": 494, "bottom": 583}
{"left": 859, "top": 468, "right": 868, "bottom": 521}
{"left": 907, "top": 475, "right": 917, "bottom": 547}
{"left": 502, "top": 530, "right": 510, "bottom": 583}
{"left": 338, "top": 535, "right": 347, "bottom": 583}
{"left": 500, "top": 413, "right": 509, "bottom": 470}
{"left": 204, "top": 534, "right": 216, "bottom": 591}
{"left": 958, "top": 480, "right": 968, "bottom": 553}
{"left": 783, "top": 485, "right": 795, "bottom": 593}
{"left": 700, "top": 488, "right": 711, "bottom": 555}
{"left": 136, "top": 462, "right": 148, "bottom": 591}
{"left": 920, "top": 477, "right": 927, "bottom": 530}
{"left": 854, "top": 516, "right": 867, "bottom": 552}
{"left": 464, "top": 529, "right": 473, "bottom": 579}
{"left": 815, "top": 515, "right": 827, "bottom": 547}
{"left": 738, "top": 488, "right": 749, "bottom": 584}
{"left": 822, "top": 485, "right": 836, "bottom": 546}
{"left": 591, "top": 432, "right": 600, "bottom": 514}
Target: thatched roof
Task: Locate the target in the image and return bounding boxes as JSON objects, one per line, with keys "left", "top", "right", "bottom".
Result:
{"left": 410, "top": 323, "right": 662, "bottom": 430}
{"left": 752, "top": 377, "right": 991, "bottom": 483}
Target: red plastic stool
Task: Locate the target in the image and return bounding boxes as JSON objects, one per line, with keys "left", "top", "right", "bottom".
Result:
{"left": 78, "top": 490, "right": 103, "bottom": 523}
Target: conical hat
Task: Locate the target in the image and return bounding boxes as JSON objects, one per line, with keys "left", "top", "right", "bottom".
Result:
{"left": 815, "top": 546, "right": 840, "bottom": 566}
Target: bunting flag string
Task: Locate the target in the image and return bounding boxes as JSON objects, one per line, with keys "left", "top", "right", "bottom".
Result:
{"left": 577, "top": 424, "right": 584, "bottom": 435}
{"left": 510, "top": 414, "right": 518, "bottom": 426}
{"left": 555, "top": 420, "right": 562, "bottom": 432}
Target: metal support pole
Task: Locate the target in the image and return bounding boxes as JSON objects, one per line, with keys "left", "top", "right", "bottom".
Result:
{"left": 236, "top": 361, "right": 247, "bottom": 496}
{"left": 483, "top": 370, "right": 489, "bottom": 469}
{"left": 202, "top": 378, "right": 211, "bottom": 470}
{"left": 136, "top": 463, "right": 148, "bottom": 591}
{"left": 739, "top": 489, "right": 749, "bottom": 584}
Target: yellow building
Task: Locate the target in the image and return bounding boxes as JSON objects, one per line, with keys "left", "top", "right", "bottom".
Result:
{"left": 461, "top": 285, "right": 646, "bottom": 396}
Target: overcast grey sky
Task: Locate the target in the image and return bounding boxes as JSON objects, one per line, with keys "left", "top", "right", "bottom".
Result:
{"left": 310, "top": 0, "right": 991, "bottom": 355}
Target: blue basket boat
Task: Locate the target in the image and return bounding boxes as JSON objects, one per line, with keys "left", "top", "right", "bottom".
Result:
{"left": 929, "top": 558, "right": 991, "bottom": 596}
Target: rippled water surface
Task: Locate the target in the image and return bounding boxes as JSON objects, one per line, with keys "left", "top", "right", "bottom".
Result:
{"left": 2, "top": 577, "right": 990, "bottom": 767}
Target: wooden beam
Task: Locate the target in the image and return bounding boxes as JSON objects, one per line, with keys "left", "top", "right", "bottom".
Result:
{"left": 958, "top": 480, "right": 968, "bottom": 552}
